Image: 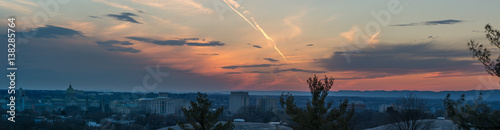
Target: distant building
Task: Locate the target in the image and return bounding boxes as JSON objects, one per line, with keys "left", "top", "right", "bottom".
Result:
{"left": 65, "top": 85, "right": 77, "bottom": 101}
{"left": 348, "top": 101, "right": 367, "bottom": 110}
{"left": 256, "top": 96, "right": 277, "bottom": 112}
{"left": 16, "top": 88, "right": 31, "bottom": 111}
{"left": 173, "top": 99, "right": 191, "bottom": 116}
{"left": 379, "top": 104, "right": 398, "bottom": 113}
{"left": 37, "top": 84, "right": 101, "bottom": 112}
{"left": 113, "top": 104, "right": 140, "bottom": 114}
{"left": 229, "top": 91, "right": 249, "bottom": 114}
{"left": 138, "top": 92, "right": 189, "bottom": 116}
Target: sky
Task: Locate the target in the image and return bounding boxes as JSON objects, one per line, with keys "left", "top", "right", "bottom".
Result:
{"left": 0, "top": 0, "right": 499, "bottom": 92}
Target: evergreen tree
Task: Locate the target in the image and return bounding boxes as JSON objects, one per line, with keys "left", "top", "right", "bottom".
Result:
{"left": 444, "top": 93, "right": 500, "bottom": 129}
{"left": 464, "top": 24, "right": 500, "bottom": 129}
{"left": 280, "top": 75, "right": 354, "bottom": 130}
{"left": 179, "top": 92, "right": 234, "bottom": 130}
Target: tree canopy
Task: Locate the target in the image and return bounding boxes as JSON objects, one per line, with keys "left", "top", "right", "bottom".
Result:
{"left": 280, "top": 75, "right": 354, "bottom": 130}
{"left": 179, "top": 92, "right": 234, "bottom": 130}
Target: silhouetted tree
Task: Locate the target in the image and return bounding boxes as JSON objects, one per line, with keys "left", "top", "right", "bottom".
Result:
{"left": 135, "top": 113, "right": 178, "bottom": 129}
{"left": 464, "top": 24, "right": 500, "bottom": 129}
{"left": 468, "top": 24, "right": 500, "bottom": 77}
{"left": 386, "top": 93, "right": 433, "bottom": 130}
{"left": 280, "top": 75, "right": 354, "bottom": 130}
{"left": 179, "top": 92, "right": 234, "bottom": 130}
{"left": 444, "top": 93, "right": 500, "bottom": 129}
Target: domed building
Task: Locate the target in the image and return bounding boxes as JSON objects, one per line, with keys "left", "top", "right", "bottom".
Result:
{"left": 38, "top": 84, "right": 101, "bottom": 110}
{"left": 25, "top": 84, "right": 106, "bottom": 114}
{"left": 65, "top": 84, "right": 77, "bottom": 100}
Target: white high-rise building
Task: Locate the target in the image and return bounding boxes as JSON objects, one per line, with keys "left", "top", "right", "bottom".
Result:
{"left": 229, "top": 91, "right": 249, "bottom": 114}
{"left": 139, "top": 92, "right": 175, "bottom": 116}
{"left": 257, "top": 96, "right": 277, "bottom": 112}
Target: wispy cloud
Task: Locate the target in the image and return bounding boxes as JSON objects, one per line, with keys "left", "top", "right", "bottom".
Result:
{"left": 197, "top": 53, "right": 219, "bottom": 55}
{"left": 392, "top": 19, "right": 463, "bottom": 26}
{"left": 317, "top": 43, "right": 480, "bottom": 79}
{"left": 273, "top": 68, "right": 326, "bottom": 73}
{"left": 0, "top": 1, "right": 33, "bottom": 14}
{"left": 424, "top": 19, "right": 463, "bottom": 25}
{"left": 186, "top": 41, "right": 224, "bottom": 46}
{"left": 96, "top": 40, "right": 140, "bottom": 53}
{"left": 127, "top": 37, "right": 184, "bottom": 45}
{"left": 127, "top": 37, "right": 225, "bottom": 47}
{"left": 221, "top": 64, "right": 278, "bottom": 69}
{"left": 106, "top": 12, "right": 141, "bottom": 24}
{"left": 24, "top": 25, "right": 84, "bottom": 38}
{"left": 93, "top": 0, "right": 139, "bottom": 12}
{"left": 245, "top": 68, "right": 326, "bottom": 73}
{"left": 89, "top": 16, "right": 102, "bottom": 19}
{"left": 252, "top": 45, "right": 262, "bottom": 48}
{"left": 320, "top": 16, "right": 336, "bottom": 23}
{"left": 225, "top": 72, "right": 242, "bottom": 74}
{"left": 263, "top": 58, "right": 279, "bottom": 62}
{"left": 131, "top": 0, "right": 213, "bottom": 15}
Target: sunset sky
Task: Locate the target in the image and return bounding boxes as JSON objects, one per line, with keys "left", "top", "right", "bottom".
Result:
{"left": 1, "top": 0, "right": 499, "bottom": 92}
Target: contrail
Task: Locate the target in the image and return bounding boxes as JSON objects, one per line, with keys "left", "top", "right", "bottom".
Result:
{"left": 223, "top": 0, "right": 257, "bottom": 30}
{"left": 251, "top": 17, "right": 287, "bottom": 61}
{"left": 223, "top": 0, "right": 287, "bottom": 61}
{"left": 368, "top": 31, "right": 380, "bottom": 48}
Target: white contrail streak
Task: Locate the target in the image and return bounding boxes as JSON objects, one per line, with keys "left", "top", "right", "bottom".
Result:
{"left": 223, "top": 0, "right": 257, "bottom": 30}
{"left": 368, "top": 31, "right": 380, "bottom": 48}
{"left": 223, "top": 0, "right": 287, "bottom": 61}
{"left": 251, "top": 17, "right": 287, "bottom": 61}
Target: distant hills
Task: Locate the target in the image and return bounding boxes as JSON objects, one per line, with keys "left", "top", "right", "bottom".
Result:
{"left": 210, "top": 90, "right": 500, "bottom": 101}
{"left": 3, "top": 89, "right": 499, "bottom": 101}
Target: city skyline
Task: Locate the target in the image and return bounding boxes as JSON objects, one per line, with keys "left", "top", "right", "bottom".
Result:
{"left": 1, "top": 0, "right": 499, "bottom": 92}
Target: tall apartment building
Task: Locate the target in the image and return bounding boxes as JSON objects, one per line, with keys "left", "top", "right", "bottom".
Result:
{"left": 256, "top": 96, "right": 277, "bottom": 112}
{"left": 229, "top": 91, "right": 249, "bottom": 114}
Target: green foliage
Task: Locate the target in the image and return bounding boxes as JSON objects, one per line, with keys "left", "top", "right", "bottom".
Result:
{"left": 444, "top": 93, "right": 500, "bottom": 129}
{"left": 280, "top": 75, "right": 354, "bottom": 130}
{"left": 179, "top": 92, "right": 234, "bottom": 130}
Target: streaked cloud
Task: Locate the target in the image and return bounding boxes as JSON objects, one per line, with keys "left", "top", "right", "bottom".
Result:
{"left": 127, "top": 37, "right": 184, "bottom": 45}
{"left": 274, "top": 68, "right": 326, "bottom": 73}
{"left": 186, "top": 41, "right": 224, "bottom": 46}
{"left": 197, "top": 53, "right": 219, "bottom": 55}
{"left": 392, "top": 19, "right": 463, "bottom": 26}
{"left": 131, "top": 0, "right": 213, "bottom": 15}
{"left": 252, "top": 45, "right": 262, "bottom": 48}
{"left": 126, "top": 37, "right": 225, "bottom": 46}
{"left": 221, "top": 64, "right": 279, "bottom": 69}
{"left": 24, "top": 25, "right": 84, "bottom": 38}
{"left": 106, "top": 12, "right": 141, "bottom": 24}
{"left": 246, "top": 68, "right": 326, "bottom": 73}
{"left": 127, "top": 36, "right": 225, "bottom": 46}
{"left": 93, "top": 0, "right": 139, "bottom": 12}
{"left": 317, "top": 43, "right": 480, "bottom": 79}
{"left": 96, "top": 40, "right": 140, "bottom": 53}
{"left": 89, "top": 16, "right": 102, "bottom": 19}
{"left": 225, "top": 72, "right": 242, "bottom": 74}
{"left": 263, "top": 58, "right": 279, "bottom": 62}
